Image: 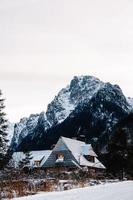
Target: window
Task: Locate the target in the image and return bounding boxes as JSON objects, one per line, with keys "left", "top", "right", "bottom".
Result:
{"left": 34, "top": 160, "right": 40, "bottom": 167}
{"left": 85, "top": 155, "right": 95, "bottom": 163}
{"left": 56, "top": 153, "right": 64, "bottom": 163}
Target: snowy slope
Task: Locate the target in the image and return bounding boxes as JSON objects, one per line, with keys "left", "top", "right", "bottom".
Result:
{"left": 14, "top": 181, "right": 133, "bottom": 200}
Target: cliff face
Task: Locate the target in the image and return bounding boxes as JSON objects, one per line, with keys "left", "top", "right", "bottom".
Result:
{"left": 11, "top": 114, "right": 39, "bottom": 151}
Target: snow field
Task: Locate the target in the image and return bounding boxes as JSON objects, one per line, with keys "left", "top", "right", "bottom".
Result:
{"left": 14, "top": 181, "right": 133, "bottom": 200}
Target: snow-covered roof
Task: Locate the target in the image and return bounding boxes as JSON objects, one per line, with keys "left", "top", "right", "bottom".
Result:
{"left": 79, "top": 156, "right": 106, "bottom": 169}
{"left": 61, "top": 137, "right": 84, "bottom": 154}
{"left": 61, "top": 137, "right": 97, "bottom": 157}
{"left": 60, "top": 137, "right": 105, "bottom": 169}
{"left": 12, "top": 150, "right": 52, "bottom": 167}
{"left": 40, "top": 151, "right": 52, "bottom": 167}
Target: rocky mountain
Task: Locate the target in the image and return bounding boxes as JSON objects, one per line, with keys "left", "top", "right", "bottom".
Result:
{"left": 10, "top": 75, "right": 133, "bottom": 154}
{"left": 46, "top": 76, "right": 104, "bottom": 126}
{"left": 11, "top": 76, "right": 105, "bottom": 150}
{"left": 32, "top": 112, "right": 51, "bottom": 139}
{"left": 11, "top": 114, "right": 39, "bottom": 151}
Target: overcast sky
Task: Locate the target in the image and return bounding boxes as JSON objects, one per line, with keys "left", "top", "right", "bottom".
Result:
{"left": 0, "top": 0, "right": 133, "bottom": 122}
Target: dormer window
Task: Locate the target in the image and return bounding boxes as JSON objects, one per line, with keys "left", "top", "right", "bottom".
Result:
{"left": 56, "top": 153, "right": 64, "bottom": 163}
{"left": 85, "top": 155, "right": 95, "bottom": 163}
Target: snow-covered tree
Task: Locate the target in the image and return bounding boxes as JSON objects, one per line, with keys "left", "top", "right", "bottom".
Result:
{"left": 19, "top": 150, "right": 33, "bottom": 169}
{"left": 0, "top": 90, "right": 8, "bottom": 169}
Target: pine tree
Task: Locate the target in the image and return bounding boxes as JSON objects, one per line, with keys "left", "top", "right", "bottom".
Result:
{"left": 19, "top": 150, "right": 33, "bottom": 169}
{"left": 0, "top": 90, "right": 8, "bottom": 169}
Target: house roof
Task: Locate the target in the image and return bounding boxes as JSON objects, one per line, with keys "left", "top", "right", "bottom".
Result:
{"left": 12, "top": 150, "right": 52, "bottom": 167}
{"left": 79, "top": 156, "right": 106, "bottom": 169}
{"left": 61, "top": 137, "right": 97, "bottom": 157}
{"left": 60, "top": 137, "right": 105, "bottom": 169}
{"left": 12, "top": 137, "right": 106, "bottom": 170}
{"left": 40, "top": 151, "right": 52, "bottom": 166}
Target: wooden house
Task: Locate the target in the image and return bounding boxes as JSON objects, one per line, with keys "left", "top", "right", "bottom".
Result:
{"left": 41, "top": 137, "right": 106, "bottom": 174}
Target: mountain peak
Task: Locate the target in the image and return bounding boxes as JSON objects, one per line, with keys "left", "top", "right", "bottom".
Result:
{"left": 10, "top": 75, "right": 133, "bottom": 152}
{"left": 46, "top": 75, "right": 105, "bottom": 126}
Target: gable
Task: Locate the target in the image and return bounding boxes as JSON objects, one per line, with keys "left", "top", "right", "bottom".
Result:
{"left": 41, "top": 138, "right": 80, "bottom": 168}
{"left": 53, "top": 137, "right": 69, "bottom": 152}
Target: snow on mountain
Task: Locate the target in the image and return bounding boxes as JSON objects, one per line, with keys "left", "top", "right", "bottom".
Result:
{"left": 46, "top": 86, "right": 75, "bottom": 125}
{"left": 32, "top": 112, "right": 51, "bottom": 139}
{"left": 11, "top": 75, "right": 107, "bottom": 150}
{"left": 11, "top": 114, "right": 39, "bottom": 151}
{"left": 46, "top": 76, "right": 105, "bottom": 126}
{"left": 10, "top": 117, "right": 28, "bottom": 150}
{"left": 46, "top": 76, "right": 130, "bottom": 127}
{"left": 94, "top": 82, "right": 129, "bottom": 112}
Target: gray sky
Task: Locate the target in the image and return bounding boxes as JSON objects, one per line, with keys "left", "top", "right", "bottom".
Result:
{"left": 0, "top": 0, "right": 133, "bottom": 122}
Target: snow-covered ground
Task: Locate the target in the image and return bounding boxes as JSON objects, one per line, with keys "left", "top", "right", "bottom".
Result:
{"left": 14, "top": 181, "right": 133, "bottom": 200}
